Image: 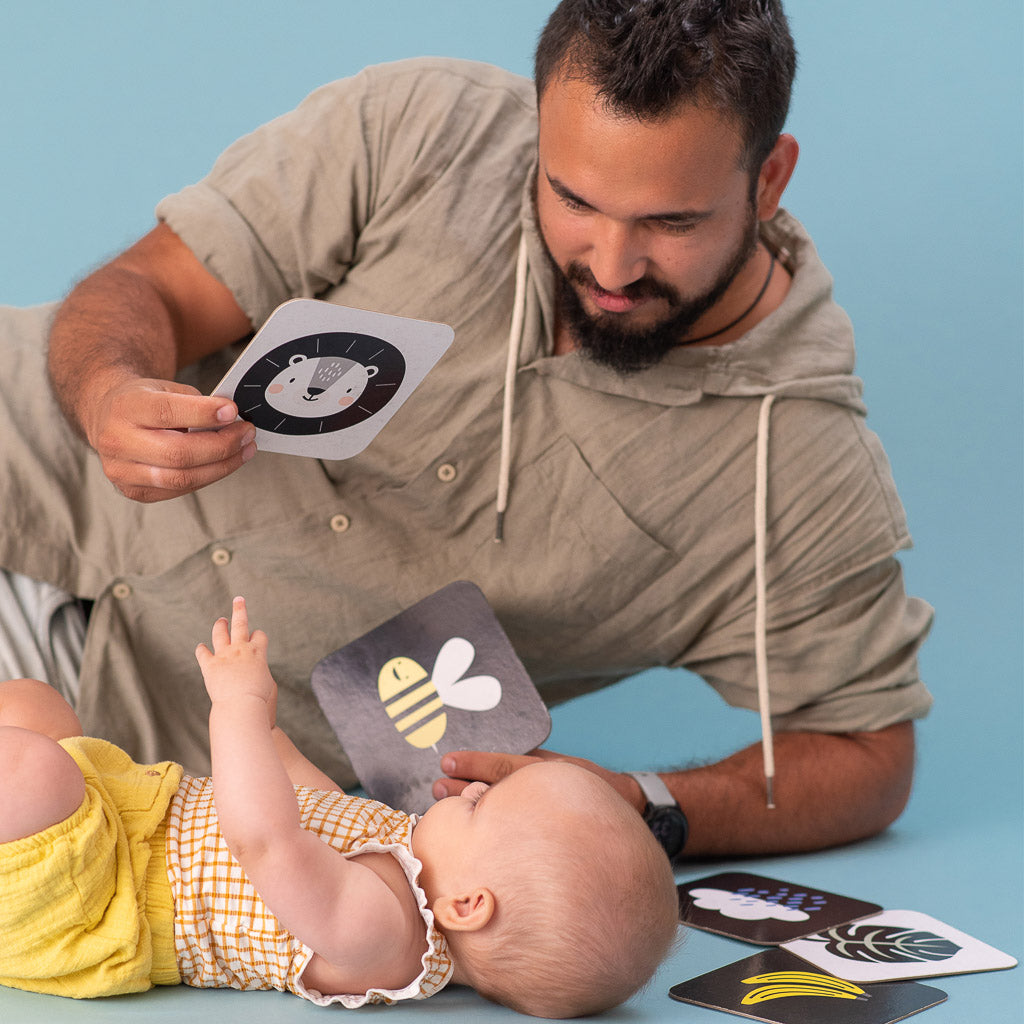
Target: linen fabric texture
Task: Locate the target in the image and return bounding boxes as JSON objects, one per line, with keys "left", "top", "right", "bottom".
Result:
{"left": 0, "top": 59, "right": 932, "bottom": 782}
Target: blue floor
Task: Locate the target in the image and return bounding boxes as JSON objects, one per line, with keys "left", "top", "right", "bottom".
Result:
{"left": 1, "top": 1, "right": 1020, "bottom": 1021}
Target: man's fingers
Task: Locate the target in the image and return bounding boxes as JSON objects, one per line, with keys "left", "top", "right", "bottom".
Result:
{"left": 111, "top": 382, "right": 237, "bottom": 431}
{"left": 101, "top": 428, "right": 257, "bottom": 501}
{"left": 435, "top": 750, "right": 542, "bottom": 794}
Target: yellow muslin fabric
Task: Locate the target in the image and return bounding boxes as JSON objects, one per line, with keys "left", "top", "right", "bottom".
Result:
{"left": 0, "top": 736, "right": 182, "bottom": 997}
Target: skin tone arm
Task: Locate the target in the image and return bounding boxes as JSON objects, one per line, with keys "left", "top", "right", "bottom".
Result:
{"left": 47, "top": 223, "right": 258, "bottom": 503}
{"left": 434, "top": 722, "right": 915, "bottom": 858}
{"left": 196, "top": 598, "right": 423, "bottom": 990}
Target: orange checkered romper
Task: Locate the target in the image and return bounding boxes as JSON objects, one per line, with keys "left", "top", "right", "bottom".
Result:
{"left": 164, "top": 775, "right": 454, "bottom": 1007}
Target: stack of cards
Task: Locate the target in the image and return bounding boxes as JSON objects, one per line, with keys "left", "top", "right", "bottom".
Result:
{"left": 311, "top": 581, "right": 551, "bottom": 813}
{"left": 670, "top": 872, "right": 1016, "bottom": 1023}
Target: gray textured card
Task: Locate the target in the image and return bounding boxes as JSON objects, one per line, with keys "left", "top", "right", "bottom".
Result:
{"left": 311, "top": 581, "right": 551, "bottom": 813}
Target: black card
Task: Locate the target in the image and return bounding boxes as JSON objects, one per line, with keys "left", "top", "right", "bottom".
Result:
{"left": 311, "top": 581, "right": 551, "bottom": 813}
{"left": 678, "top": 872, "right": 883, "bottom": 945}
{"left": 669, "top": 948, "right": 947, "bottom": 1024}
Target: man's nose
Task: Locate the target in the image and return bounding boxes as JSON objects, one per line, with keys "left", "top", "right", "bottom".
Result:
{"left": 587, "top": 219, "right": 648, "bottom": 292}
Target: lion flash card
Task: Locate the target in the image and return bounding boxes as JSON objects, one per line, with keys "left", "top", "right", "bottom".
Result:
{"left": 211, "top": 298, "right": 454, "bottom": 458}
{"left": 669, "top": 948, "right": 947, "bottom": 1024}
{"left": 311, "top": 581, "right": 551, "bottom": 814}
{"left": 783, "top": 910, "right": 1018, "bottom": 983}
{"left": 678, "top": 872, "right": 883, "bottom": 945}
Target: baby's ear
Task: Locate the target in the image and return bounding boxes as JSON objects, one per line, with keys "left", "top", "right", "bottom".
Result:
{"left": 432, "top": 888, "right": 496, "bottom": 932}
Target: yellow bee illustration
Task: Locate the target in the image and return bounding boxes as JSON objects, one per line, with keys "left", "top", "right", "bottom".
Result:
{"left": 377, "top": 637, "right": 502, "bottom": 750}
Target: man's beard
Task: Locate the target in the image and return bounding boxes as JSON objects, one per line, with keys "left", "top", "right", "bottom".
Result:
{"left": 547, "top": 203, "right": 760, "bottom": 375}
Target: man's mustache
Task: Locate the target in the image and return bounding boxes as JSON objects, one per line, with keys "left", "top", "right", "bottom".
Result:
{"left": 563, "top": 261, "right": 681, "bottom": 306}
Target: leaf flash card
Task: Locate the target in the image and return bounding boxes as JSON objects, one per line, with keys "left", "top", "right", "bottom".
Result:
{"left": 669, "top": 948, "right": 947, "bottom": 1024}
{"left": 678, "top": 872, "right": 883, "bottom": 945}
{"left": 311, "top": 581, "right": 551, "bottom": 814}
{"left": 783, "top": 910, "right": 1018, "bottom": 983}
{"left": 211, "top": 298, "right": 454, "bottom": 459}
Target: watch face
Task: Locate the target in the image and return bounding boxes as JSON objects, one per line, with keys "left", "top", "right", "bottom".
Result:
{"left": 233, "top": 331, "right": 406, "bottom": 436}
{"left": 648, "top": 806, "right": 688, "bottom": 858}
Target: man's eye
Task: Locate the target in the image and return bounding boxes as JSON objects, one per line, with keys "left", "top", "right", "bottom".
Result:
{"left": 656, "top": 219, "right": 698, "bottom": 235}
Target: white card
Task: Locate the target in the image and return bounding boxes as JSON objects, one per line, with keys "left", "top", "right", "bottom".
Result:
{"left": 783, "top": 910, "right": 1018, "bottom": 983}
{"left": 211, "top": 298, "right": 454, "bottom": 459}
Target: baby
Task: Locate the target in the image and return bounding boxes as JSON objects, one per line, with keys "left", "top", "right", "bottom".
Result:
{"left": 0, "top": 597, "right": 679, "bottom": 1018}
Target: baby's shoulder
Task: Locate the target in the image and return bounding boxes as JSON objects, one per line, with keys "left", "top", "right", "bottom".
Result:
{"left": 302, "top": 848, "right": 427, "bottom": 997}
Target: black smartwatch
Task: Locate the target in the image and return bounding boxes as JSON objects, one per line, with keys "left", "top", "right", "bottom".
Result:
{"left": 629, "top": 771, "right": 688, "bottom": 860}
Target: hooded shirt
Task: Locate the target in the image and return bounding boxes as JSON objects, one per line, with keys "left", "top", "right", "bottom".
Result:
{"left": 0, "top": 58, "right": 931, "bottom": 780}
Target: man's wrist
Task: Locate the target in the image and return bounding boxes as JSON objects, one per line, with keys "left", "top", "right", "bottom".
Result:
{"left": 628, "top": 771, "right": 688, "bottom": 859}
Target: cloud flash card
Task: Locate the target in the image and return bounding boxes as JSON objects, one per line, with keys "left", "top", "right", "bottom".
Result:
{"left": 678, "top": 872, "right": 883, "bottom": 945}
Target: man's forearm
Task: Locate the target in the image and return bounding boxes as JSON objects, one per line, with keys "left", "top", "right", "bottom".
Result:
{"left": 47, "top": 264, "right": 178, "bottom": 440}
{"left": 662, "top": 722, "right": 915, "bottom": 857}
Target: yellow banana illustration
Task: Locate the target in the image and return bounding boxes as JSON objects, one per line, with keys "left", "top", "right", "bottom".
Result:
{"left": 740, "top": 970, "right": 867, "bottom": 1005}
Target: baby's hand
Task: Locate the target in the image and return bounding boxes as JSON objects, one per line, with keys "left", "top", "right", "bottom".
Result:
{"left": 196, "top": 597, "right": 277, "bottom": 717}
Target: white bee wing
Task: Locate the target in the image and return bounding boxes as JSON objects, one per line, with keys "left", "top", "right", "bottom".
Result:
{"left": 438, "top": 675, "right": 503, "bottom": 711}
{"left": 430, "top": 637, "right": 477, "bottom": 689}
{"left": 432, "top": 637, "right": 502, "bottom": 710}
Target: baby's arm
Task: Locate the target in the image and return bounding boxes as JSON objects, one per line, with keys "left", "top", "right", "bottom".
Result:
{"left": 196, "top": 599, "right": 422, "bottom": 991}
{"left": 273, "top": 726, "right": 345, "bottom": 794}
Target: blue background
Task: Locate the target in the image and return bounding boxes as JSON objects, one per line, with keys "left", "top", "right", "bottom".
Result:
{"left": 1, "top": 2, "right": 1020, "bottom": 1021}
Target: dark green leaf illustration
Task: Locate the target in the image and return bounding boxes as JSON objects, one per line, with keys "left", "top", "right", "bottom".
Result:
{"left": 807, "top": 924, "right": 961, "bottom": 964}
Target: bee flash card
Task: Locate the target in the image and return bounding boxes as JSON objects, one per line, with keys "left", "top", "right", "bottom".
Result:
{"left": 669, "top": 948, "right": 947, "bottom": 1024}
{"left": 311, "top": 581, "right": 551, "bottom": 814}
{"left": 211, "top": 298, "right": 454, "bottom": 459}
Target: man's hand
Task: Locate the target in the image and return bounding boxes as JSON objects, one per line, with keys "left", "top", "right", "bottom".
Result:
{"left": 196, "top": 596, "right": 277, "bottom": 724}
{"left": 434, "top": 748, "right": 647, "bottom": 814}
{"left": 47, "top": 222, "right": 256, "bottom": 502}
{"left": 85, "top": 377, "right": 257, "bottom": 502}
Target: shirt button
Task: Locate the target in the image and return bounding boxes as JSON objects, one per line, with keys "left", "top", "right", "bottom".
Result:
{"left": 211, "top": 547, "right": 232, "bottom": 566}
{"left": 437, "top": 463, "right": 457, "bottom": 483}
{"left": 112, "top": 582, "right": 132, "bottom": 600}
{"left": 329, "top": 513, "right": 351, "bottom": 533}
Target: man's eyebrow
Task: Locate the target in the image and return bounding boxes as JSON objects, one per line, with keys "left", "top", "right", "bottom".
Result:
{"left": 545, "top": 172, "right": 711, "bottom": 225}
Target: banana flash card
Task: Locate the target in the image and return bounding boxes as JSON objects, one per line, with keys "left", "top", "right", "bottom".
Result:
{"left": 782, "top": 910, "right": 1018, "bottom": 983}
{"left": 311, "top": 581, "right": 551, "bottom": 814}
{"left": 211, "top": 298, "right": 454, "bottom": 459}
{"left": 669, "top": 948, "right": 947, "bottom": 1024}
{"left": 678, "top": 873, "right": 883, "bottom": 945}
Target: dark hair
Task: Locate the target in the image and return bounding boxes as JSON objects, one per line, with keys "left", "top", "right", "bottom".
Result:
{"left": 534, "top": 0, "right": 797, "bottom": 169}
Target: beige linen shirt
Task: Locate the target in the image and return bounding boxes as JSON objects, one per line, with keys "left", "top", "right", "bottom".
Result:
{"left": 0, "top": 59, "right": 931, "bottom": 779}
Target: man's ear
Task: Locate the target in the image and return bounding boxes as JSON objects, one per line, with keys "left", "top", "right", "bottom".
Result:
{"left": 432, "top": 888, "right": 496, "bottom": 933}
{"left": 755, "top": 133, "right": 799, "bottom": 221}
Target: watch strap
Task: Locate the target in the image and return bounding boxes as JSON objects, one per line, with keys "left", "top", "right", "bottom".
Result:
{"left": 628, "top": 771, "right": 677, "bottom": 809}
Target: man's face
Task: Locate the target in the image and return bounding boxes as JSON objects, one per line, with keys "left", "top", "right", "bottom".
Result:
{"left": 536, "top": 76, "right": 764, "bottom": 373}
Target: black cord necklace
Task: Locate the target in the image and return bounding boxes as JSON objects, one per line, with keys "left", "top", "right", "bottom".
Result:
{"left": 675, "top": 249, "right": 777, "bottom": 347}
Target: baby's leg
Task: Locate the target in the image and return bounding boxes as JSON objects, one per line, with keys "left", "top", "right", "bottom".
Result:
{"left": 0, "top": 677, "right": 83, "bottom": 739}
{"left": 0, "top": 678, "right": 85, "bottom": 843}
